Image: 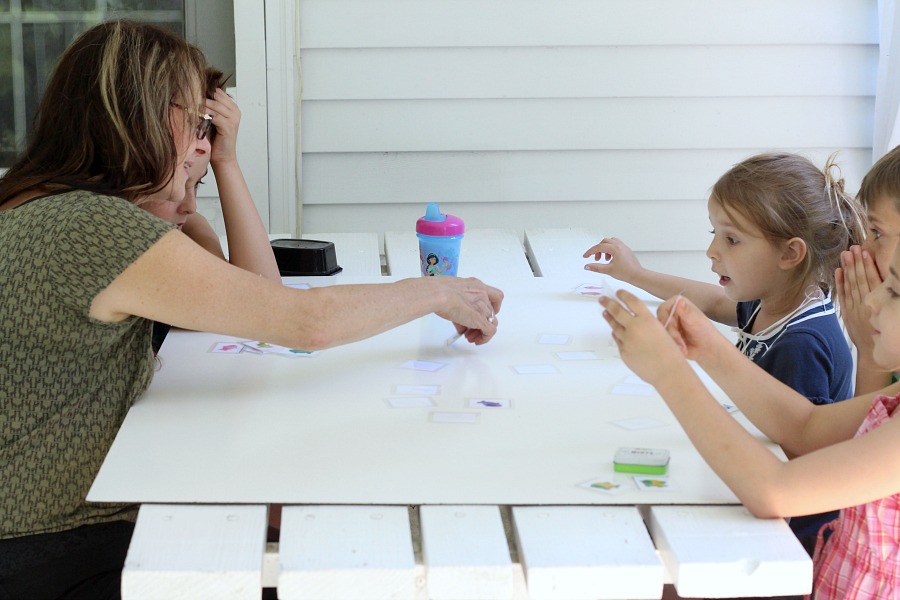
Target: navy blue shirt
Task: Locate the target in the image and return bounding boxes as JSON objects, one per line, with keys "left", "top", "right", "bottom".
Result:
{"left": 736, "top": 297, "right": 852, "bottom": 546}
{"left": 736, "top": 297, "right": 852, "bottom": 406}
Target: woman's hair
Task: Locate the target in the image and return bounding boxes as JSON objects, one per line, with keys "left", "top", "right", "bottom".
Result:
{"left": 858, "top": 144, "right": 900, "bottom": 211}
{"left": 710, "top": 152, "right": 865, "bottom": 294}
{"left": 0, "top": 19, "right": 207, "bottom": 205}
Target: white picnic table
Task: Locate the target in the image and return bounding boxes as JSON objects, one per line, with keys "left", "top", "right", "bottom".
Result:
{"left": 90, "top": 228, "right": 811, "bottom": 600}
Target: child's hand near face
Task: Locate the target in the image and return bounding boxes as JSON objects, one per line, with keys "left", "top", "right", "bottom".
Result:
{"left": 836, "top": 245, "right": 881, "bottom": 349}
{"left": 837, "top": 244, "right": 896, "bottom": 394}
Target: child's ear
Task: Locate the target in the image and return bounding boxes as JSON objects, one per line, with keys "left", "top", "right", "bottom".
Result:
{"left": 779, "top": 237, "right": 807, "bottom": 270}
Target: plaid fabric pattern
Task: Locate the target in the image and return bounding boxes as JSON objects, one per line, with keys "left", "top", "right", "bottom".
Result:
{"left": 809, "top": 394, "right": 900, "bottom": 599}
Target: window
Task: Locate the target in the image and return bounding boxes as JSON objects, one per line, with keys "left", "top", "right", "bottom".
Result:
{"left": 0, "top": 1, "right": 185, "bottom": 167}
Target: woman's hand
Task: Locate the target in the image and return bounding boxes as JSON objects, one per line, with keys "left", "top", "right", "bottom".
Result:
{"left": 434, "top": 277, "right": 504, "bottom": 345}
{"left": 204, "top": 88, "right": 241, "bottom": 167}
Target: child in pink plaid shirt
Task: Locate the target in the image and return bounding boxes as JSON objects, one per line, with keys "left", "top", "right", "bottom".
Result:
{"left": 600, "top": 148, "right": 900, "bottom": 597}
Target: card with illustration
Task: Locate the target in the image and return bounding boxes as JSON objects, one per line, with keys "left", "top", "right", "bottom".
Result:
{"left": 209, "top": 342, "right": 244, "bottom": 354}
{"left": 633, "top": 476, "right": 672, "bottom": 491}
{"left": 466, "top": 398, "right": 512, "bottom": 409}
{"left": 280, "top": 347, "right": 319, "bottom": 357}
{"left": 241, "top": 340, "right": 284, "bottom": 354}
{"left": 573, "top": 283, "right": 605, "bottom": 297}
{"left": 578, "top": 478, "right": 628, "bottom": 495}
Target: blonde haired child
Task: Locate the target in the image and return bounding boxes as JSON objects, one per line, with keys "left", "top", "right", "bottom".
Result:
{"left": 584, "top": 153, "right": 863, "bottom": 407}
{"left": 584, "top": 153, "right": 865, "bottom": 552}
{"left": 837, "top": 144, "right": 900, "bottom": 394}
{"left": 600, "top": 238, "right": 900, "bottom": 599}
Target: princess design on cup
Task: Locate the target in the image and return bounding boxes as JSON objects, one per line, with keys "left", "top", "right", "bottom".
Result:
{"left": 426, "top": 253, "right": 441, "bottom": 276}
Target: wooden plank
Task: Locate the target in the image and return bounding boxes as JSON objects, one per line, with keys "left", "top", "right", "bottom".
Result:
{"left": 383, "top": 230, "right": 421, "bottom": 279}
{"left": 307, "top": 201, "right": 711, "bottom": 258}
{"left": 298, "top": 0, "right": 875, "bottom": 48}
{"left": 419, "top": 505, "right": 514, "bottom": 600}
{"left": 121, "top": 504, "right": 267, "bottom": 600}
{"left": 301, "top": 232, "right": 383, "bottom": 276}
{"left": 384, "top": 229, "right": 532, "bottom": 279}
{"left": 511, "top": 506, "right": 663, "bottom": 600}
{"left": 301, "top": 97, "right": 872, "bottom": 153}
{"left": 647, "top": 505, "right": 813, "bottom": 598}
{"left": 278, "top": 505, "right": 417, "bottom": 600}
{"left": 243, "top": 232, "right": 383, "bottom": 277}
{"left": 523, "top": 228, "right": 604, "bottom": 278}
{"left": 232, "top": 6, "right": 270, "bottom": 229}
{"left": 301, "top": 45, "right": 875, "bottom": 100}
{"left": 299, "top": 148, "right": 872, "bottom": 206}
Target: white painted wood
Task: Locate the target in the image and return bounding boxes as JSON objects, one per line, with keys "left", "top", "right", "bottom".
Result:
{"left": 301, "top": 97, "right": 872, "bottom": 154}
{"left": 263, "top": 0, "right": 299, "bottom": 236}
{"left": 278, "top": 505, "right": 416, "bottom": 600}
{"left": 523, "top": 228, "right": 676, "bottom": 301}
{"left": 512, "top": 506, "right": 663, "bottom": 600}
{"left": 418, "top": 505, "right": 513, "bottom": 600}
{"left": 284, "top": 0, "right": 875, "bottom": 289}
{"left": 648, "top": 505, "right": 813, "bottom": 598}
{"left": 301, "top": 45, "right": 875, "bottom": 100}
{"left": 383, "top": 230, "right": 423, "bottom": 278}
{"left": 91, "top": 276, "right": 779, "bottom": 507}
{"left": 262, "top": 542, "right": 280, "bottom": 589}
{"left": 384, "top": 229, "right": 532, "bottom": 279}
{"left": 299, "top": 148, "right": 872, "bottom": 206}
{"left": 523, "top": 228, "right": 605, "bottom": 278}
{"left": 121, "top": 504, "right": 267, "bottom": 600}
{"left": 220, "top": 232, "right": 382, "bottom": 276}
{"left": 231, "top": 1, "right": 270, "bottom": 228}
{"left": 298, "top": 0, "right": 875, "bottom": 48}
{"left": 459, "top": 229, "right": 532, "bottom": 279}
{"left": 301, "top": 232, "right": 383, "bottom": 276}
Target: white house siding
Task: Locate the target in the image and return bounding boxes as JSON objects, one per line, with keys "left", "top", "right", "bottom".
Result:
{"left": 296, "top": 0, "right": 877, "bottom": 280}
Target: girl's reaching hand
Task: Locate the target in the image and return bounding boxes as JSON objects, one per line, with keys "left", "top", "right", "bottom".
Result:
{"left": 582, "top": 237, "right": 643, "bottom": 282}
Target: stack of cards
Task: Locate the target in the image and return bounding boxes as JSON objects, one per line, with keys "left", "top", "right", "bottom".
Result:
{"left": 209, "top": 341, "right": 318, "bottom": 357}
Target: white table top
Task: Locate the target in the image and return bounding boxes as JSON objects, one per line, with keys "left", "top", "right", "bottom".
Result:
{"left": 89, "top": 276, "right": 777, "bottom": 506}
